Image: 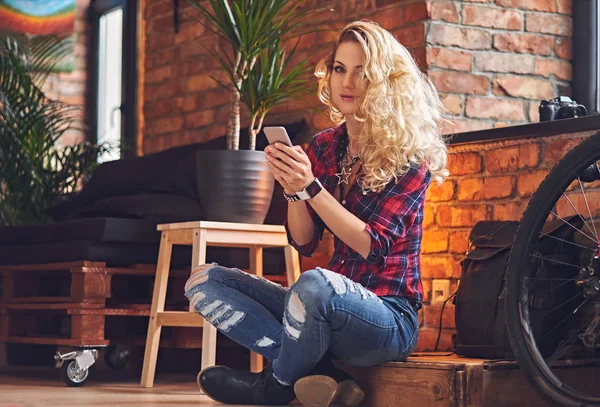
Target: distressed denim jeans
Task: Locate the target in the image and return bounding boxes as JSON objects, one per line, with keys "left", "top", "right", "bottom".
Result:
{"left": 184, "top": 264, "right": 419, "bottom": 386}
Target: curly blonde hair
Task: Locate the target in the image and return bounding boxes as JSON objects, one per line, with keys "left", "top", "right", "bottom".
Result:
{"left": 315, "top": 20, "right": 449, "bottom": 190}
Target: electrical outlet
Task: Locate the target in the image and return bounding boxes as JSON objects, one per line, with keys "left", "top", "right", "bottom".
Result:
{"left": 432, "top": 279, "right": 451, "bottom": 303}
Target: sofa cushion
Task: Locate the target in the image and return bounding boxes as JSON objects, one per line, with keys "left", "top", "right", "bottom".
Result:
{"left": 0, "top": 217, "right": 159, "bottom": 246}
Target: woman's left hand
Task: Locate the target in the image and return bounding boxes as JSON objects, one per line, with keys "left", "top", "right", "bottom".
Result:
{"left": 265, "top": 143, "right": 315, "bottom": 192}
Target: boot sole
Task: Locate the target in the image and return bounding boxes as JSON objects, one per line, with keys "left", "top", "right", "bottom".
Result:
{"left": 294, "top": 375, "right": 338, "bottom": 407}
{"left": 335, "top": 380, "right": 365, "bottom": 406}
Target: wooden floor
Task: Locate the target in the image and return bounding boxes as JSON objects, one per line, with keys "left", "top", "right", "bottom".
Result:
{"left": 0, "top": 367, "right": 292, "bottom": 407}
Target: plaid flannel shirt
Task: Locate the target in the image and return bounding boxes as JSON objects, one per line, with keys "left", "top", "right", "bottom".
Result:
{"left": 285, "top": 123, "right": 430, "bottom": 309}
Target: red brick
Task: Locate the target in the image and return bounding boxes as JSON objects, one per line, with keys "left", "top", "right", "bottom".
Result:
{"left": 475, "top": 52, "right": 534, "bottom": 74}
{"left": 424, "top": 206, "right": 435, "bottom": 228}
{"left": 416, "top": 327, "right": 454, "bottom": 351}
{"left": 544, "top": 137, "right": 585, "bottom": 165}
{"left": 449, "top": 231, "right": 470, "bottom": 254}
{"left": 495, "top": 0, "right": 556, "bottom": 12}
{"left": 525, "top": 13, "right": 572, "bottom": 36}
{"left": 145, "top": 66, "right": 172, "bottom": 84}
{"left": 429, "top": 1, "right": 459, "bottom": 23}
{"left": 394, "top": 24, "right": 425, "bottom": 49}
{"left": 422, "top": 230, "right": 450, "bottom": 253}
{"left": 175, "top": 22, "right": 207, "bottom": 44}
{"left": 145, "top": 97, "right": 184, "bottom": 118}
{"left": 372, "top": 8, "right": 404, "bottom": 32}
{"left": 484, "top": 146, "right": 519, "bottom": 173}
{"left": 429, "top": 48, "right": 473, "bottom": 71}
{"left": 428, "top": 23, "right": 492, "bottom": 50}
{"left": 145, "top": 79, "right": 185, "bottom": 101}
{"left": 493, "top": 32, "right": 554, "bottom": 55}
{"left": 148, "top": 14, "right": 175, "bottom": 33}
{"left": 535, "top": 58, "right": 572, "bottom": 81}
{"left": 184, "top": 109, "right": 216, "bottom": 129}
{"left": 437, "top": 205, "right": 489, "bottom": 227}
{"left": 146, "top": 34, "right": 174, "bottom": 52}
{"left": 421, "top": 278, "right": 432, "bottom": 304}
{"left": 457, "top": 178, "right": 483, "bottom": 201}
{"left": 404, "top": 2, "right": 429, "bottom": 23}
{"left": 493, "top": 75, "right": 554, "bottom": 100}
{"left": 146, "top": 2, "right": 172, "bottom": 17}
{"left": 466, "top": 97, "right": 526, "bottom": 121}
{"left": 180, "top": 40, "right": 212, "bottom": 59}
{"left": 519, "top": 143, "right": 541, "bottom": 168}
{"left": 493, "top": 200, "right": 529, "bottom": 221}
{"left": 421, "top": 256, "right": 455, "bottom": 279}
{"left": 448, "top": 152, "right": 482, "bottom": 176}
{"left": 429, "top": 70, "right": 489, "bottom": 95}
{"left": 517, "top": 169, "right": 550, "bottom": 196}
{"left": 149, "top": 116, "right": 184, "bottom": 135}
{"left": 424, "top": 303, "right": 456, "bottom": 329}
{"left": 186, "top": 74, "right": 221, "bottom": 92}
{"left": 427, "top": 179, "right": 456, "bottom": 202}
{"left": 463, "top": 5, "right": 522, "bottom": 30}
{"left": 556, "top": 0, "right": 572, "bottom": 14}
{"left": 183, "top": 91, "right": 230, "bottom": 113}
{"left": 529, "top": 101, "right": 541, "bottom": 122}
{"left": 439, "top": 94, "right": 464, "bottom": 116}
{"left": 554, "top": 37, "right": 572, "bottom": 60}
{"left": 442, "top": 118, "right": 492, "bottom": 135}
{"left": 482, "top": 175, "right": 514, "bottom": 199}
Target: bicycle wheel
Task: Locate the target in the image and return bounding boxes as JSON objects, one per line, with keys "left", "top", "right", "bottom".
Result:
{"left": 506, "top": 130, "right": 600, "bottom": 406}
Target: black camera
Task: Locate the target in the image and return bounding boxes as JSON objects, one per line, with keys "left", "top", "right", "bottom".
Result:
{"left": 539, "top": 96, "right": 588, "bottom": 121}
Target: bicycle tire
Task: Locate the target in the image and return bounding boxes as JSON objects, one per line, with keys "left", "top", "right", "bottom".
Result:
{"left": 506, "top": 130, "right": 600, "bottom": 407}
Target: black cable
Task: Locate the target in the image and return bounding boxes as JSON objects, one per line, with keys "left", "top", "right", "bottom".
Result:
{"left": 434, "top": 287, "right": 459, "bottom": 352}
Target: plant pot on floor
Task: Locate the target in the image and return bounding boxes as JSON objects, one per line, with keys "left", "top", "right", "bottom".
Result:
{"left": 196, "top": 150, "right": 275, "bottom": 224}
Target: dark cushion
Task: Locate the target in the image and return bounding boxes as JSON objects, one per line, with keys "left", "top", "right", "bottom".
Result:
{"left": 0, "top": 217, "right": 159, "bottom": 246}
{"left": 63, "top": 194, "right": 205, "bottom": 224}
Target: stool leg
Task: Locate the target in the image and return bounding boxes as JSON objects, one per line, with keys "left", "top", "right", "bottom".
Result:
{"left": 194, "top": 229, "right": 217, "bottom": 372}
{"left": 284, "top": 245, "right": 301, "bottom": 285}
{"left": 249, "top": 246, "right": 264, "bottom": 373}
{"left": 141, "top": 232, "right": 173, "bottom": 388}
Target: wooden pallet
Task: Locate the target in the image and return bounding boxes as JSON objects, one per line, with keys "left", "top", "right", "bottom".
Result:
{"left": 0, "top": 261, "right": 191, "bottom": 305}
{"left": 0, "top": 302, "right": 190, "bottom": 347}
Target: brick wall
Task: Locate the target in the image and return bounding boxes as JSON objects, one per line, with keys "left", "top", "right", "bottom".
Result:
{"left": 417, "top": 128, "right": 591, "bottom": 350}
{"left": 42, "top": 0, "right": 90, "bottom": 146}
{"left": 140, "top": 0, "right": 576, "bottom": 352}
{"left": 430, "top": 0, "right": 573, "bottom": 133}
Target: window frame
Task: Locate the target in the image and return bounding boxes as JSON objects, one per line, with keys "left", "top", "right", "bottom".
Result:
{"left": 88, "top": 0, "right": 138, "bottom": 158}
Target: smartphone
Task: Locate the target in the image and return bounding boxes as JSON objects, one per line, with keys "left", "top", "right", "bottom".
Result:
{"left": 264, "top": 126, "right": 293, "bottom": 147}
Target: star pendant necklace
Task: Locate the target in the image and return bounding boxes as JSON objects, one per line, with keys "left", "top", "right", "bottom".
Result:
{"left": 335, "top": 145, "right": 361, "bottom": 205}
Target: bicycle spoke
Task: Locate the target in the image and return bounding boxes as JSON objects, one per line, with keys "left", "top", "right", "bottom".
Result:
{"left": 577, "top": 178, "right": 600, "bottom": 243}
{"left": 531, "top": 253, "right": 582, "bottom": 269}
{"left": 540, "top": 293, "right": 585, "bottom": 341}
{"left": 563, "top": 189, "right": 599, "bottom": 243}
{"left": 549, "top": 211, "right": 598, "bottom": 244}
{"left": 541, "top": 232, "right": 597, "bottom": 250}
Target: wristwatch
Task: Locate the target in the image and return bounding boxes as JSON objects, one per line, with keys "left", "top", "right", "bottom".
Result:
{"left": 297, "top": 178, "right": 323, "bottom": 200}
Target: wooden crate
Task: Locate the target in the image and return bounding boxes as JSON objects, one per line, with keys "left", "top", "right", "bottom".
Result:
{"left": 340, "top": 353, "right": 550, "bottom": 407}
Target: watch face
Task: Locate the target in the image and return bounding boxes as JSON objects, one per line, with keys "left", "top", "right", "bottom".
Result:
{"left": 305, "top": 178, "right": 322, "bottom": 198}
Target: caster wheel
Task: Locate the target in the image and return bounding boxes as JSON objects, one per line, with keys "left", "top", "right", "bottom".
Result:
{"left": 104, "top": 344, "right": 131, "bottom": 370}
{"left": 60, "top": 360, "right": 89, "bottom": 387}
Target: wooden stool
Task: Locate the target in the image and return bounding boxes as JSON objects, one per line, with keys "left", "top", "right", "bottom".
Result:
{"left": 140, "top": 221, "right": 301, "bottom": 388}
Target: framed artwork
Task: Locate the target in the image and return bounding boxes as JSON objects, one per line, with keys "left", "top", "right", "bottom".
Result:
{"left": 0, "top": 0, "right": 76, "bottom": 72}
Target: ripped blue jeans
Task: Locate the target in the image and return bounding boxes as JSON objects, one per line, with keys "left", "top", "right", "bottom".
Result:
{"left": 184, "top": 264, "right": 419, "bottom": 386}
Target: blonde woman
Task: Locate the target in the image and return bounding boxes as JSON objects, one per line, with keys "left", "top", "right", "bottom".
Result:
{"left": 186, "top": 20, "right": 448, "bottom": 407}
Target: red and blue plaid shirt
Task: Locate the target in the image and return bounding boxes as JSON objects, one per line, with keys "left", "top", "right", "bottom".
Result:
{"left": 285, "top": 123, "right": 430, "bottom": 309}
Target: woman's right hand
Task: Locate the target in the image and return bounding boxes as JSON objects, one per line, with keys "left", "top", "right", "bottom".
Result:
{"left": 265, "top": 146, "right": 296, "bottom": 195}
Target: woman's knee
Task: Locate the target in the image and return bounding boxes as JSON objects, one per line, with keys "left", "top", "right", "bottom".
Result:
{"left": 184, "top": 263, "right": 241, "bottom": 298}
{"left": 289, "top": 268, "right": 337, "bottom": 311}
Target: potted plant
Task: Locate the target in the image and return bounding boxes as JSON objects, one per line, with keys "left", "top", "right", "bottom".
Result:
{"left": 0, "top": 33, "right": 107, "bottom": 226}
{"left": 188, "top": 0, "right": 326, "bottom": 224}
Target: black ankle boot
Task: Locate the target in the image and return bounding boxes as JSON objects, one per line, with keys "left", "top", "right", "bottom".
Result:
{"left": 197, "top": 364, "right": 296, "bottom": 405}
{"left": 296, "top": 359, "right": 364, "bottom": 406}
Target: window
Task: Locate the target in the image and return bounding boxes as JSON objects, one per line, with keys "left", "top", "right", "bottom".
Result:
{"left": 90, "top": 0, "right": 137, "bottom": 162}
